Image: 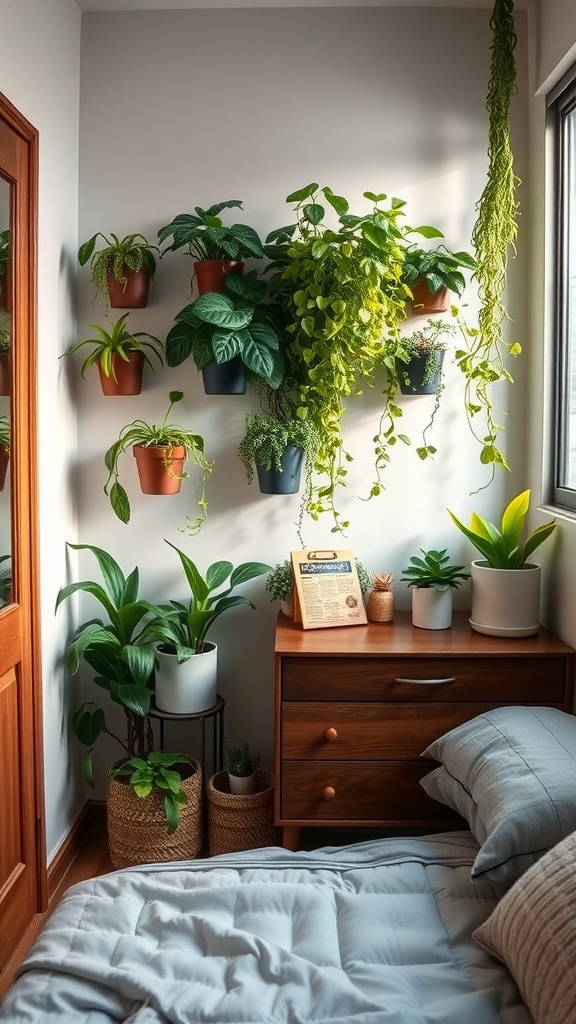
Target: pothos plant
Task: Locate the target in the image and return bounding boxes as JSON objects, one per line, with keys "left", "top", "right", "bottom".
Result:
{"left": 264, "top": 183, "right": 440, "bottom": 534}
{"left": 456, "top": 0, "right": 521, "bottom": 486}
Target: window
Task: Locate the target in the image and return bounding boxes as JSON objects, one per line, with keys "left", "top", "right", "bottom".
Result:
{"left": 550, "top": 71, "right": 576, "bottom": 512}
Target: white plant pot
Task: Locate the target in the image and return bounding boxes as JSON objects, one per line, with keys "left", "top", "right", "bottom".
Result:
{"left": 470, "top": 560, "right": 541, "bottom": 637}
{"left": 228, "top": 772, "right": 258, "bottom": 795}
{"left": 154, "top": 641, "right": 218, "bottom": 714}
{"left": 411, "top": 586, "right": 452, "bottom": 630}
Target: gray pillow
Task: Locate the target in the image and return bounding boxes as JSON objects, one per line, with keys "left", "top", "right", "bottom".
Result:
{"left": 420, "top": 706, "right": 576, "bottom": 888}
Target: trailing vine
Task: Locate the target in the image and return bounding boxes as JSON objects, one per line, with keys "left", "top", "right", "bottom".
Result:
{"left": 456, "top": 0, "right": 521, "bottom": 484}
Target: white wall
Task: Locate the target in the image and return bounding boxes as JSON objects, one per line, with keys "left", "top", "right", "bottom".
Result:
{"left": 526, "top": 0, "right": 576, "bottom": 648}
{"left": 76, "top": 7, "right": 529, "bottom": 791}
{"left": 2, "top": 0, "right": 83, "bottom": 859}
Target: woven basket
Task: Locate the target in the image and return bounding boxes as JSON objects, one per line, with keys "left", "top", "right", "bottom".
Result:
{"left": 207, "top": 769, "right": 279, "bottom": 856}
{"left": 107, "top": 758, "right": 203, "bottom": 869}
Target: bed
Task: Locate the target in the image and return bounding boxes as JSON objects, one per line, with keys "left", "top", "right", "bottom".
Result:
{"left": 3, "top": 705, "right": 576, "bottom": 1024}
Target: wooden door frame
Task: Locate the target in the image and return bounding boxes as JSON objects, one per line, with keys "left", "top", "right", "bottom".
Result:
{"left": 0, "top": 90, "right": 46, "bottom": 912}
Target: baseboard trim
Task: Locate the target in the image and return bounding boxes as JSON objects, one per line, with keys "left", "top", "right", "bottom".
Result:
{"left": 47, "top": 800, "right": 106, "bottom": 901}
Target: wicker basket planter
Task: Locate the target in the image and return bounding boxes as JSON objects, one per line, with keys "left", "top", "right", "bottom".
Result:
{"left": 107, "top": 757, "right": 203, "bottom": 869}
{"left": 207, "top": 769, "right": 278, "bottom": 856}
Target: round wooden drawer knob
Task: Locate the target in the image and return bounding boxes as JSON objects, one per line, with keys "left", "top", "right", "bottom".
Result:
{"left": 324, "top": 727, "right": 338, "bottom": 742}
{"left": 322, "top": 786, "right": 336, "bottom": 801}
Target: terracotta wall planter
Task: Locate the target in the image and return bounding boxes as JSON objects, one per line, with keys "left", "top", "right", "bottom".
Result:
{"left": 0, "top": 353, "right": 10, "bottom": 396}
{"left": 98, "top": 351, "right": 145, "bottom": 396}
{"left": 107, "top": 265, "right": 151, "bottom": 309}
{"left": 410, "top": 280, "right": 449, "bottom": 315}
{"left": 193, "top": 259, "right": 244, "bottom": 295}
{"left": 132, "top": 444, "right": 185, "bottom": 494}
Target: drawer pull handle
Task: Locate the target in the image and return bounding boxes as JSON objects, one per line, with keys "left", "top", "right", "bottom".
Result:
{"left": 393, "top": 676, "right": 456, "bottom": 686}
{"left": 322, "top": 786, "right": 336, "bottom": 801}
{"left": 324, "top": 727, "right": 338, "bottom": 742}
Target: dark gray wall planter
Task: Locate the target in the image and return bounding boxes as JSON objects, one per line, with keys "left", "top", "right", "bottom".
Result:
{"left": 399, "top": 350, "right": 445, "bottom": 395}
{"left": 256, "top": 446, "right": 304, "bottom": 494}
{"left": 202, "top": 356, "right": 247, "bottom": 395}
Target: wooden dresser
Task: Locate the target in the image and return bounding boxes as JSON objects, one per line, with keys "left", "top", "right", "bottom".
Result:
{"left": 274, "top": 611, "right": 576, "bottom": 849}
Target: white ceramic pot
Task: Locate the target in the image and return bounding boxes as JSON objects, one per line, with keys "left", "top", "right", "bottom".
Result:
{"left": 470, "top": 560, "right": 541, "bottom": 637}
{"left": 228, "top": 772, "right": 258, "bottom": 795}
{"left": 154, "top": 641, "right": 218, "bottom": 714}
{"left": 411, "top": 586, "right": 452, "bottom": 630}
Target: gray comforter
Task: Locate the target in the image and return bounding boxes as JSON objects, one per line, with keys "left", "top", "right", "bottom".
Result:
{"left": 0, "top": 832, "right": 531, "bottom": 1024}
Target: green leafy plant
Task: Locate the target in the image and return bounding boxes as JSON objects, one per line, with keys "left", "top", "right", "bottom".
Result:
{"left": 78, "top": 231, "right": 159, "bottom": 301}
{"left": 264, "top": 183, "right": 442, "bottom": 533}
{"left": 55, "top": 543, "right": 156, "bottom": 785}
{"left": 401, "top": 243, "right": 477, "bottom": 300}
{"left": 400, "top": 548, "right": 470, "bottom": 590}
{"left": 456, "top": 0, "right": 521, "bottom": 484}
{"left": 158, "top": 200, "right": 265, "bottom": 262}
{"left": 448, "top": 489, "right": 556, "bottom": 568}
{"left": 0, "top": 414, "right": 10, "bottom": 452}
{"left": 61, "top": 312, "right": 163, "bottom": 381}
{"left": 103, "top": 390, "right": 212, "bottom": 531}
{"left": 227, "top": 741, "right": 261, "bottom": 778}
{"left": 165, "top": 270, "right": 285, "bottom": 389}
{"left": 0, "top": 229, "right": 9, "bottom": 277}
{"left": 139, "top": 540, "right": 271, "bottom": 659}
{"left": 0, "top": 323, "right": 9, "bottom": 354}
{"left": 109, "top": 752, "right": 193, "bottom": 834}
{"left": 265, "top": 556, "right": 371, "bottom": 604}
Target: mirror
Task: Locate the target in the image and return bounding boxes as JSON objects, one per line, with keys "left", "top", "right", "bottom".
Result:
{"left": 0, "top": 176, "right": 11, "bottom": 607}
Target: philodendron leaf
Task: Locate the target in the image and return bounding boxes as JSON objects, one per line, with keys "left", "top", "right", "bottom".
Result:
{"left": 193, "top": 293, "right": 253, "bottom": 330}
{"left": 286, "top": 183, "right": 319, "bottom": 203}
{"left": 165, "top": 321, "right": 195, "bottom": 367}
{"left": 110, "top": 482, "right": 131, "bottom": 524}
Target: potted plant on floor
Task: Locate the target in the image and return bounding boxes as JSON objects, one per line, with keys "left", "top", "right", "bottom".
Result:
{"left": 400, "top": 547, "right": 470, "bottom": 629}
{"left": 55, "top": 542, "right": 203, "bottom": 866}
{"left": 139, "top": 540, "right": 271, "bottom": 714}
{"left": 78, "top": 231, "right": 159, "bottom": 309}
{"left": 226, "top": 740, "right": 261, "bottom": 795}
{"left": 61, "top": 312, "right": 164, "bottom": 396}
{"left": 165, "top": 270, "right": 285, "bottom": 394}
{"left": 158, "top": 200, "right": 265, "bottom": 295}
{"left": 401, "top": 243, "right": 476, "bottom": 314}
{"left": 103, "top": 390, "right": 212, "bottom": 532}
{"left": 0, "top": 414, "right": 10, "bottom": 490}
{"left": 448, "top": 489, "right": 556, "bottom": 637}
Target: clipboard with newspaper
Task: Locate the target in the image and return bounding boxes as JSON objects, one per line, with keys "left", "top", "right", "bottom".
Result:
{"left": 291, "top": 549, "right": 368, "bottom": 630}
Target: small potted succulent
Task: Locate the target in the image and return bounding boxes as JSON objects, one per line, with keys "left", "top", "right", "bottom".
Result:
{"left": 78, "top": 231, "right": 159, "bottom": 308}
{"left": 165, "top": 270, "right": 285, "bottom": 394}
{"left": 400, "top": 547, "right": 470, "bottom": 630}
{"left": 61, "top": 312, "right": 164, "bottom": 396}
{"left": 139, "top": 540, "right": 271, "bottom": 715}
{"left": 401, "top": 242, "right": 477, "bottom": 314}
{"left": 448, "top": 489, "right": 557, "bottom": 637}
{"left": 103, "top": 390, "right": 212, "bottom": 532}
{"left": 226, "top": 741, "right": 261, "bottom": 795}
{"left": 238, "top": 412, "right": 320, "bottom": 496}
{"left": 158, "top": 199, "right": 265, "bottom": 295}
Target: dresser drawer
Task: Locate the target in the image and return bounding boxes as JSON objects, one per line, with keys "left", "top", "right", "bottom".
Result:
{"left": 280, "top": 760, "right": 462, "bottom": 823}
{"left": 282, "top": 656, "right": 568, "bottom": 702}
{"left": 281, "top": 701, "right": 511, "bottom": 759}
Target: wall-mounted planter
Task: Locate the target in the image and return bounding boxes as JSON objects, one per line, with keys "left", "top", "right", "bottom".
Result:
{"left": 256, "top": 446, "right": 304, "bottom": 494}
{"left": 410, "top": 280, "right": 449, "bottom": 315}
{"left": 132, "top": 444, "right": 185, "bottom": 494}
{"left": 107, "top": 265, "right": 151, "bottom": 309}
{"left": 98, "top": 351, "right": 145, "bottom": 396}
{"left": 202, "top": 357, "right": 247, "bottom": 395}
{"left": 399, "top": 351, "right": 445, "bottom": 395}
{"left": 194, "top": 259, "right": 244, "bottom": 296}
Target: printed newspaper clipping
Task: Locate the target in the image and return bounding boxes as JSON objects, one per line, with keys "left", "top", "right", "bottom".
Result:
{"left": 291, "top": 549, "right": 367, "bottom": 629}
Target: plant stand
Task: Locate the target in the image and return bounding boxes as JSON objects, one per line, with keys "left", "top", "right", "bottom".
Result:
{"left": 207, "top": 769, "right": 278, "bottom": 856}
{"left": 107, "top": 757, "right": 203, "bottom": 869}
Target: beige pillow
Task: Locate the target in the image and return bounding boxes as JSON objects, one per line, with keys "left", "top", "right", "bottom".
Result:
{"left": 474, "top": 830, "right": 576, "bottom": 1024}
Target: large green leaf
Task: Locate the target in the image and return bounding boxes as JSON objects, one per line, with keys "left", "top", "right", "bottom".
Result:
{"left": 229, "top": 561, "right": 272, "bottom": 587}
{"left": 165, "top": 321, "right": 195, "bottom": 367}
{"left": 165, "top": 540, "right": 210, "bottom": 605}
{"left": 286, "top": 183, "right": 319, "bottom": 203}
{"left": 72, "top": 703, "right": 106, "bottom": 746}
{"left": 229, "top": 224, "right": 265, "bottom": 258}
{"left": 116, "top": 681, "right": 151, "bottom": 717}
{"left": 193, "top": 292, "right": 253, "bottom": 329}
{"left": 211, "top": 328, "right": 243, "bottom": 363}
{"left": 110, "top": 482, "right": 131, "bottom": 524}
{"left": 123, "top": 642, "right": 155, "bottom": 688}
{"left": 64, "top": 542, "right": 126, "bottom": 609}
{"left": 224, "top": 271, "right": 267, "bottom": 303}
